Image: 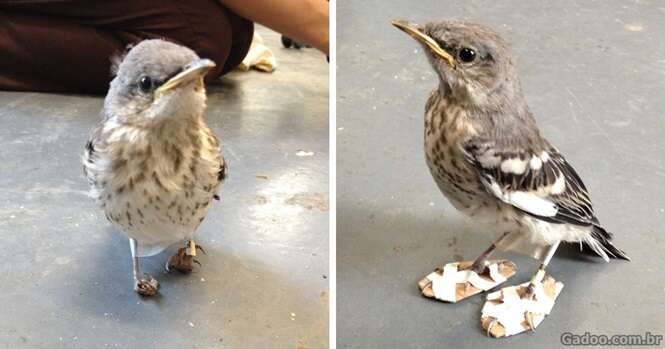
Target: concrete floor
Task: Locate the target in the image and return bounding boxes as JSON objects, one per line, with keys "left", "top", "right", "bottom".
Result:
{"left": 0, "top": 28, "right": 328, "bottom": 348}
{"left": 338, "top": 1, "right": 665, "bottom": 348}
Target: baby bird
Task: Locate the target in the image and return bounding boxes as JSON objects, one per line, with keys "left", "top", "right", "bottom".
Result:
{"left": 83, "top": 39, "right": 226, "bottom": 296}
{"left": 392, "top": 20, "right": 628, "bottom": 301}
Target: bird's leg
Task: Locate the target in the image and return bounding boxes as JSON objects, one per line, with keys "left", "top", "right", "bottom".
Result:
{"left": 166, "top": 240, "right": 204, "bottom": 273}
{"left": 523, "top": 240, "right": 560, "bottom": 300}
{"left": 512, "top": 240, "right": 561, "bottom": 332}
{"left": 469, "top": 231, "right": 511, "bottom": 273}
{"left": 419, "top": 232, "right": 517, "bottom": 302}
{"left": 187, "top": 240, "right": 206, "bottom": 256}
{"left": 130, "top": 238, "right": 159, "bottom": 296}
{"left": 480, "top": 240, "right": 564, "bottom": 336}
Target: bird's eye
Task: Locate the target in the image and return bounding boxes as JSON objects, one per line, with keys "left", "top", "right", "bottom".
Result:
{"left": 138, "top": 76, "right": 153, "bottom": 92}
{"left": 458, "top": 47, "right": 476, "bottom": 63}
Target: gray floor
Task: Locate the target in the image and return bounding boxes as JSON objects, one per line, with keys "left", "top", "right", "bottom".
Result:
{"left": 0, "top": 28, "right": 328, "bottom": 348}
{"left": 338, "top": 1, "right": 665, "bottom": 348}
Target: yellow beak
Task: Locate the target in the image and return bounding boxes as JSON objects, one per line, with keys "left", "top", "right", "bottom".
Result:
{"left": 391, "top": 20, "right": 456, "bottom": 69}
{"left": 155, "top": 58, "right": 216, "bottom": 95}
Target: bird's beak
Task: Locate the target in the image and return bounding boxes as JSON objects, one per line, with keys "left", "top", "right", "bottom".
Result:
{"left": 391, "top": 20, "right": 456, "bottom": 69}
{"left": 155, "top": 58, "right": 216, "bottom": 95}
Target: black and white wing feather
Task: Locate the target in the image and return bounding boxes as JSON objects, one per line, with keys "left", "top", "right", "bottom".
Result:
{"left": 462, "top": 139, "right": 629, "bottom": 260}
{"left": 462, "top": 140, "right": 595, "bottom": 225}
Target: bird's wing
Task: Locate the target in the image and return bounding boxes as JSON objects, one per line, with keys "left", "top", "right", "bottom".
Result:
{"left": 213, "top": 159, "right": 226, "bottom": 201}
{"left": 82, "top": 124, "right": 104, "bottom": 182}
{"left": 462, "top": 139, "right": 597, "bottom": 226}
{"left": 218, "top": 156, "right": 227, "bottom": 183}
{"left": 205, "top": 129, "right": 226, "bottom": 201}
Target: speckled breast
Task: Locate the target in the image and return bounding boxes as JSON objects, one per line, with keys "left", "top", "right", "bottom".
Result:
{"left": 84, "top": 122, "right": 222, "bottom": 253}
{"left": 423, "top": 91, "right": 492, "bottom": 214}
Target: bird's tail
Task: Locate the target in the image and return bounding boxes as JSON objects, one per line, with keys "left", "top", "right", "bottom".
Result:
{"left": 581, "top": 225, "right": 630, "bottom": 262}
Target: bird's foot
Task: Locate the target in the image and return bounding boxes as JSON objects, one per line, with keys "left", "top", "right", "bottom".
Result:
{"left": 134, "top": 274, "right": 159, "bottom": 297}
{"left": 418, "top": 259, "right": 516, "bottom": 303}
{"left": 480, "top": 276, "right": 564, "bottom": 338}
{"left": 166, "top": 243, "right": 205, "bottom": 273}
{"left": 522, "top": 283, "right": 537, "bottom": 300}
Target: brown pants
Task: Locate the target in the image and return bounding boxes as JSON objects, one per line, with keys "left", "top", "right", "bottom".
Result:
{"left": 0, "top": 0, "right": 253, "bottom": 94}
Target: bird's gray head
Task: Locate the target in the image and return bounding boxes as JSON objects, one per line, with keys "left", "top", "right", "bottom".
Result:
{"left": 104, "top": 39, "right": 216, "bottom": 125}
{"left": 393, "top": 20, "right": 523, "bottom": 110}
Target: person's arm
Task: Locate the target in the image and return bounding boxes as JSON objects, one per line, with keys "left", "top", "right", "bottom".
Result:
{"left": 219, "top": 0, "right": 329, "bottom": 55}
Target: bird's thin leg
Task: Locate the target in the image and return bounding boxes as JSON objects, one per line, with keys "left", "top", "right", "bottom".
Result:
{"left": 130, "top": 238, "right": 159, "bottom": 296}
{"left": 187, "top": 240, "right": 202, "bottom": 266}
{"left": 187, "top": 240, "right": 197, "bottom": 256}
{"left": 519, "top": 240, "right": 560, "bottom": 331}
{"left": 525, "top": 240, "right": 560, "bottom": 298}
{"left": 469, "top": 231, "right": 511, "bottom": 273}
{"left": 130, "top": 238, "right": 140, "bottom": 284}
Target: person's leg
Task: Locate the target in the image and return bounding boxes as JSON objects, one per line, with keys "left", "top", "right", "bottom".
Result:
{"left": 218, "top": 7, "right": 254, "bottom": 75}
{"left": 0, "top": 0, "right": 253, "bottom": 94}
{"left": 0, "top": 11, "right": 134, "bottom": 93}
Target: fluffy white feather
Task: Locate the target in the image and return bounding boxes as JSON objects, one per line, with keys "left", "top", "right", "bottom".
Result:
{"left": 500, "top": 157, "right": 528, "bottom": 174}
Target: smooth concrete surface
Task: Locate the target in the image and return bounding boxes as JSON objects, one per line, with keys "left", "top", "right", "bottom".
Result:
{"left": 338, "top": 1, "right": 665, "bottom": 348}
{"left": 0, "top": 27, "right": 328, "bottom": 348}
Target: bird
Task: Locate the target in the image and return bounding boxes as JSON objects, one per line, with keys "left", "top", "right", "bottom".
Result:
{"left": 391, "top": 19, "right": 629, "bottom": 303}
{"left": 83, "top": 39, "right": 227, "bottom": 296}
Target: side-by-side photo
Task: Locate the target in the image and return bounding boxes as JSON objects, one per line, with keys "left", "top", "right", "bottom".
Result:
{"left": 0, "top": 1, "right": 328, "bottom": 348}
{"left": 2, "top": 1, "right": 665, "bottom": 348}
{"left": 338, "top": 0, "right": 663, "bottom": 347}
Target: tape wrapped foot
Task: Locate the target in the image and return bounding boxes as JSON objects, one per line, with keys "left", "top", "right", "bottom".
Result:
{"left": 134, "top": 274, "right": 159, "bottom": 297}
{"left": 481, "top": 276, "right": 564, "bottom": 338}
{"left": 418, "top": 260, "right": 517, "bottom": 303}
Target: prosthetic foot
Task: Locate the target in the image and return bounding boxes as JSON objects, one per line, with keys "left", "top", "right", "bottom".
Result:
{"left": 481, "top": 241, "right": 564, "bottom": 338}
{"left": 135, "top": 274, "right": 160, "bottom": 296}
{"left": 419, "top": 259, "right": 517, "bottom": 302}
{"left": 166, "top": 240, "right": 205, "bottom": 273}
{"left": 419, "top": 232, "right": 516, "bottom": 302}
